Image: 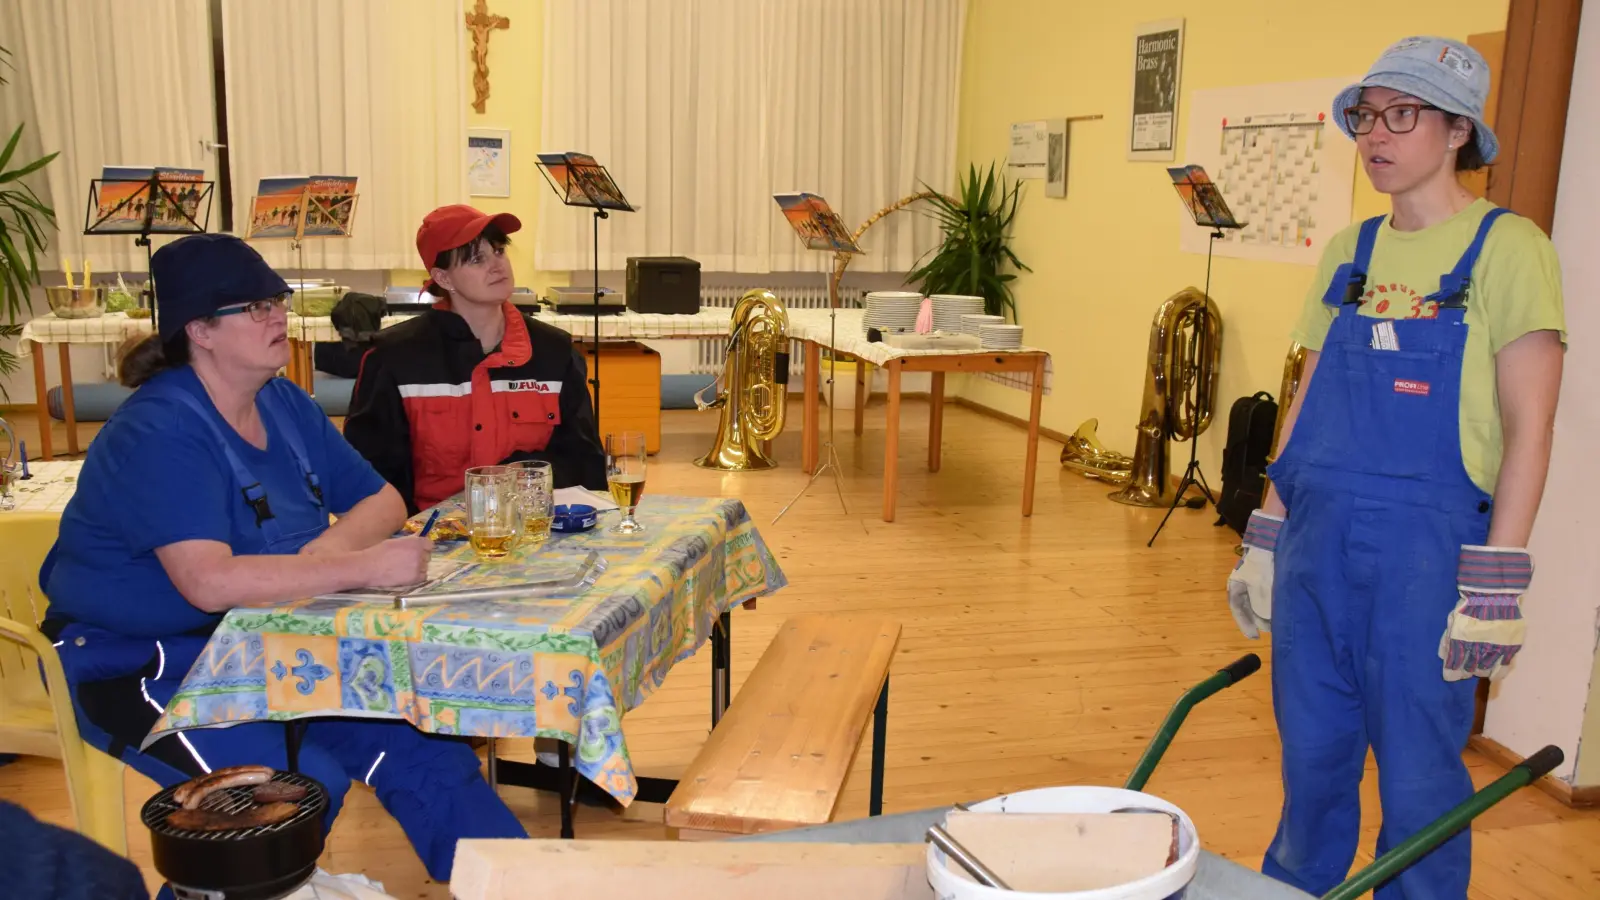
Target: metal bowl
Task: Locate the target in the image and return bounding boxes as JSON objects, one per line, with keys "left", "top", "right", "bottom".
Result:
{"left": 45, "top": 286, "right": 107, "bottom": 319}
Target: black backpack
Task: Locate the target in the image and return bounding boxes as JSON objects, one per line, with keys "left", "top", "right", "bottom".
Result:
{"left": 313, "top": 291, "right": 387, "bottom": 379}
{"left": 1215, "top": 391, "right": 1278, "bottom": 535}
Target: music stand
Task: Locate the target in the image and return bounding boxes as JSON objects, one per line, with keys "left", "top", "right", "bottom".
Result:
{"left": 770, "top": 192, "right": 862, "bottom": 524}
{"left": 244, "top": 177, "right": 361, "bottom": 323}
{"left": 1148, "top": 165, "right": 1245, "bottom": 547}
{"left": 84, "top": 170, "right": 214, "bottom": 330}
{"left": 536, "top": 152, "right": 635, "bottom": 424}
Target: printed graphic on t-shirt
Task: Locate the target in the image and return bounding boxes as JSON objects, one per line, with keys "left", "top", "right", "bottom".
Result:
{"left": 1361, "top": 282, "right": 1439, "bottom": 320}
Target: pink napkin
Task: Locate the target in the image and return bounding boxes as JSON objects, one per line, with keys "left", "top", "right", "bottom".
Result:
{"left": 915, "top": 296, "right": 933, "bottom": 334}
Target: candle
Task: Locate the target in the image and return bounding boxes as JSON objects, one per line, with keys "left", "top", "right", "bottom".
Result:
{"left": 19, "top": 441, "right": 30, "bottom": 479}
{"left": 83, "top": 259, "right": 92, "bottom": 295}
{"left": 62, "top": 260, "right": 74, "bottom": 291}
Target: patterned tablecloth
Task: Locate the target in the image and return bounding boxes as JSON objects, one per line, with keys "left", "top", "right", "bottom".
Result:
{"left": 1, "top": 460, "right": 84, "bottom": 514}
{"left": 145, "top": 495, "right": 787, "bottom": 803}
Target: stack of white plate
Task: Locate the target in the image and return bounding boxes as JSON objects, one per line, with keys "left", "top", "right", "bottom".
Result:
{"left": 959, "top": 313, "right": 1006, "bottom": 336}
{"left": 929, "top": 295, "right": 986, "bottom": 333}
{"left": 862, "top": 291, "right": 924, "bottom": 335}
{"left": 978, "top": 323, "right": 1024, "bottom": 349}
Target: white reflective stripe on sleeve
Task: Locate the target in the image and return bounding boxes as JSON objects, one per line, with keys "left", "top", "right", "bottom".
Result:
{"left": 490, "top": 379, "right": 561, "bottom": 393}
{"left": 140, "top": 677, "right": 164, "bottom": 714}
{"left": 397, "top": 382, "right": 473, "bottom": 398}
{"left": 364, "top": 751, "right": 387, "bottom": 785}
{"left": 177, "top": 733, "right": 212, "bottom": 774}
{"left": 154, "top": 640, "right": 167, "bottom": 680}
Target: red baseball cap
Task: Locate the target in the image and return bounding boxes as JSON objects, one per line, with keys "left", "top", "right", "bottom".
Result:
{"left": 416, "top": 204, "right": 522, "bottom": 285}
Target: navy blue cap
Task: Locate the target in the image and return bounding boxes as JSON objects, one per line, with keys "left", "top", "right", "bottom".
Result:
{"left": 151, "top": 233, "right": 291, "bottom": 343}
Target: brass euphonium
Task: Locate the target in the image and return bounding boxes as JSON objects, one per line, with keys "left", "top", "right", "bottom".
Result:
{"left": 694, "top": 289, "right": 790, "bottom": 471}
{"left": 1109, "top": 287, "right": 1222, "bottom": 507}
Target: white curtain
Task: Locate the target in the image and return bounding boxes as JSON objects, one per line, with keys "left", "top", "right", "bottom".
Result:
{"left": 221, "top": 0, "right": 466, "bottom": 271}
{"left": 537, "top": 0, "right": 965, "bottom": 275}
{"left": 0, "top": 0, "right": 215, "bottom": 272}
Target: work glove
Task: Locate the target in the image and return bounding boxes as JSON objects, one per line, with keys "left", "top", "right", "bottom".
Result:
{"left": 1227, "top": 511, "right": 1282, "bottom": 639}
{"left": 1440, "top": 546, "right": 1532, "bottom": 682}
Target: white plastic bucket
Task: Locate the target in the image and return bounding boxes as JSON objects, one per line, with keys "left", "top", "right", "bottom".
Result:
{"left": 926, "top": 786, "right": 1199, "bottom": 900}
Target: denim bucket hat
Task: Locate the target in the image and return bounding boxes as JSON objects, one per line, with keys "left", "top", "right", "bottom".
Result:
{"left": 1332, "top": 36, "right": 1499, "bottom": 164}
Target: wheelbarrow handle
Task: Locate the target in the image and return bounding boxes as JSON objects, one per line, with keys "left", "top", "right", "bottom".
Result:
{"left": 1124, "top": 654, "right": 1261, "bottom": 792}
{"left": 1321, "top": 744, "right": 1565, "bottom": 900}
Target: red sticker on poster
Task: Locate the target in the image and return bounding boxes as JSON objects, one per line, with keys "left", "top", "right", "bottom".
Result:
{"left": 1394, "top": 379, "right": 1430, "bottom": 396}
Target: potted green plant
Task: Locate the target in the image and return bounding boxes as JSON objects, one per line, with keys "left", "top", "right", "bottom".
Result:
{"left": 907, "top": 162, "right": 1030, "bottom": 322}
{"left": 0, "top": 45, "right": 60, "bottom": 396}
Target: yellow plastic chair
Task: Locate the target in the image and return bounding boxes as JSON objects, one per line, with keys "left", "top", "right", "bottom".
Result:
{"left": 0, "top": 511, "right": 128, "bottom": 854}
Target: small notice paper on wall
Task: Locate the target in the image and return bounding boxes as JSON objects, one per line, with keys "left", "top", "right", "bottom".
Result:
{"left": 1010, "top": 119, "right": 1069, "bottom": 198}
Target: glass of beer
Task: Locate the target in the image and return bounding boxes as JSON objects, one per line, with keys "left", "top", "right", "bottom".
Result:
{"left": 508, "top": 460, "right": 553, "bottom": 547}
{"left": 605, "top": 431, "right": 648, "bottom": 535}
{"left": 465, "top": 465, "right": 520, "bottom": 559}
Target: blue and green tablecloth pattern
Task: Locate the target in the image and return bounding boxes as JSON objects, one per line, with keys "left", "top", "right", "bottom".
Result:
{"left": 146, "top": 495, "right": 788, "bottom": 803}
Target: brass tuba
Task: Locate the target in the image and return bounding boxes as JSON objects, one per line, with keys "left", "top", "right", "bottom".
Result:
{"left": 1060, "top": 419, "right": 1133, "bottom": 484}
{"left": 694, "top": 289, "right": 790, "bottom": 471}
{"left": 1109, "top": 287, "right": 1222, "bottom": 507}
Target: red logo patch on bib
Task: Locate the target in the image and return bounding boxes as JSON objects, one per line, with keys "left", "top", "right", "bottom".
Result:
{"left": 1394, "top": 379, "right": 1430, "bottom": 396}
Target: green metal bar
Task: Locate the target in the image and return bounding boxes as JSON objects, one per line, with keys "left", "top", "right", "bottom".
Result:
{"left": 1124, "top": 654, "right": 1260, "bottom": 792}
{"left": 1322, "top": 745, "right": 1564, "bottom": 900}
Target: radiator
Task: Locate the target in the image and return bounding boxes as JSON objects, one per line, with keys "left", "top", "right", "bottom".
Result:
{"left": 692, "top": 285, "right": 864, "bottom": 379}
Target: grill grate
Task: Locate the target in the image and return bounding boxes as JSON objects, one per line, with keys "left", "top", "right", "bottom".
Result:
{"left": 143, "top": 771, "right": 327, "bottom": 841}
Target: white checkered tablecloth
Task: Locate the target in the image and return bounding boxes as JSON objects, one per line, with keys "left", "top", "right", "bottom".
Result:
{"left": 287, "top": 308, "right": 737, "bottom": 343}
{"left": 18, "top": 313, "right": 152, "bottom": 352}
{"left": 3, "top": 460, "right": 84, "bottom": 514}
{"left": 787, "top": 308, "right": 1053, "bottom": 395}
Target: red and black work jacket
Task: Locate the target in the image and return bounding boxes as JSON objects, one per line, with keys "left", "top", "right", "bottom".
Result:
{"left": 344, "top": 301, "right": 606, "bottom": 514}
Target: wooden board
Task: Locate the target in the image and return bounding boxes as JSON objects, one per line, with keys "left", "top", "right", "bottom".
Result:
{"left": 580, "top": 340, "right": 662, "bottom": 454}
{"left": 941, "top": 811, "right": 1175, "bottom": 892}
{"left": 664, "top": 615, "right": 901, "bottom": 834}
{"left": 451, "top": 839, "right": 934, "bottom": 900}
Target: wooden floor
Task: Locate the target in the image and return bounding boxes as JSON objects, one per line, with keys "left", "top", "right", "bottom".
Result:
{"left": 3, "top": 400, "right": 1599, "bottom": 899}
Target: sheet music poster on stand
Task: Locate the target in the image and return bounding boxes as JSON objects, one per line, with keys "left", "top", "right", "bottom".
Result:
{"left": 1180, "top": 77, "right": 1358, "bottom": 265}
{"left": 84, "top": 165, "right": 217, "bottom": 327}
{"left": 244, "top": 176, "right": 361, "bottom": 241}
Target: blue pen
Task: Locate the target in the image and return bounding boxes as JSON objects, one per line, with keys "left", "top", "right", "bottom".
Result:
{"left": 418, "top": 509, "right": 441, "bottom": 538}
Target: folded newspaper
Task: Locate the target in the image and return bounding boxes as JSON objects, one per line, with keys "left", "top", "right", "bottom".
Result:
{"left": 318, "top": 550, "right": 607, "bottom": 608}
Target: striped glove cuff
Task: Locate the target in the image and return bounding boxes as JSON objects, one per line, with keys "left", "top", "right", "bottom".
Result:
{"left": 1243, "top": 511, "right": 1283, "bottom": 553}
{"left": 1458, "top": 546, "right": 1533, "bottom": 594}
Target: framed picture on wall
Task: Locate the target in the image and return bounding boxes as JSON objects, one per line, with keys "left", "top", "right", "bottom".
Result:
{"left": 468, "top": 128, "right": 512, "bottom": 197}
{"left": 1128, "top": 19, "right": 1184, "bottom": 162}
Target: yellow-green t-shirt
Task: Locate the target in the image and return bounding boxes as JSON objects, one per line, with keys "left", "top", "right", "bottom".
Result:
{"left": 1291, "top": 199, "right": 1565, "bottom": 494}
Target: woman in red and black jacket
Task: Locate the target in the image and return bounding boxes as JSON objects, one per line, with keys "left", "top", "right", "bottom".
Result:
{"left": 344, "top": 205, "right": 606, "bottom": 515}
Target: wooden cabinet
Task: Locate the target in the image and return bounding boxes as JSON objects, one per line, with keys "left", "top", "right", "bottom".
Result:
{"left": 579, "top": 341, "right": 661, "bottom": 454}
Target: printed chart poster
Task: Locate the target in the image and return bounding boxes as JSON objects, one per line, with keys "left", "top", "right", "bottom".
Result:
{"left": 1129, "top": 19, "right": 1184, "bottom": 161}
{"left": 1180, "top": 77, "right": 1359, "bottom": 265}
{"left": 468, "top": 129, "right": 511, "bottom": 197}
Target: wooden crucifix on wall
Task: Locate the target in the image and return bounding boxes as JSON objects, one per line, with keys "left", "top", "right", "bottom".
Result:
{"left": 465, "top": 0, "right": 510, "bottom": 114}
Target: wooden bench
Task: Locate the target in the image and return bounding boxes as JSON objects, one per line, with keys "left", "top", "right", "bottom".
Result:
{"left": 664, "top": 615, "right": 900, "bottom": 838}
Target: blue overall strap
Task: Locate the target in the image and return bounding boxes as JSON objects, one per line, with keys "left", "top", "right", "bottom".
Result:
{"left": 1426, "top": 207, "right": 1512, "bottom": 308}
{"left": 1322, "top": 215, "right": 1385, "bottom": 307}
{"left": 257, "top": 379, "right": 324, "bottom": 509}
{"left": 165, "top": 388, "right": 278, "bottom": 530}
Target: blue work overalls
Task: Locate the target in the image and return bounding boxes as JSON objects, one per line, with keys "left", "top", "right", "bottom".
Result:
{"left": 1262, "top": 208, "right": 1509, "bottom": 899}
{"left": 42, "top": 376, "right": 524, "bottom": 887}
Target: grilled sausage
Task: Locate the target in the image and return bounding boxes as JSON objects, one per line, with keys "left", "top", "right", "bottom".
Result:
{"left": 251, "top": 782, "right": 309, "bottom": 804}
{"left": 165, "top": 801, "right": 300, "bottom": 833}
{"left": 174, "top": 765, "right": 275, "bottom": 809}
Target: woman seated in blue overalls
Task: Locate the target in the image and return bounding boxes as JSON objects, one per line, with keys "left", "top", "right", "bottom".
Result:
{"left": 1227, "top": 38, "right": 1565, "bottom": 899}
{"left": 39, "top": 234, "right": 527, "bottom": 888}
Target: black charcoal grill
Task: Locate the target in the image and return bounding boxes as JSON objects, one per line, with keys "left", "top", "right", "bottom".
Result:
{"left": 141, "top": 771, "right": 329, "bottom": 900}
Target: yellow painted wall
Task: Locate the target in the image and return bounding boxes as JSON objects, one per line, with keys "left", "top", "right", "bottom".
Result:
{"left": 955, "top": 0, "right": 1508, "bottom": 477}
{"left": 391, "top": 0, "right": 565, "bottom": 294}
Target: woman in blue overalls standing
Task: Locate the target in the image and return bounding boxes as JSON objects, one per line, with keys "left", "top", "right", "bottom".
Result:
{"left": 39, "top": 234, "right": 527, "bottom": 888}
{"left": 1227, "top": 38, "right": 1566, "bottom": 899}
